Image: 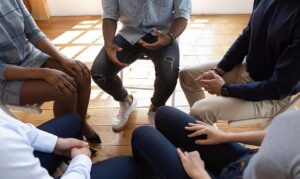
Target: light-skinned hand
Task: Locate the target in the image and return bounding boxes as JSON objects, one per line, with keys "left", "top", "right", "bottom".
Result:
{"left": 185, "top": 121, "right": 228, "bottom": 145}
{"left": 54, "top": 138, "right": 89, "bottom": 157}
{"left": 196, "top": 71, "right": 225, "bottom": 95}
{"left": 177, "top": 149, "right": 211, "bottom": 179}
{"left": 71, "top": 146, "right": 92, "bottom": 159}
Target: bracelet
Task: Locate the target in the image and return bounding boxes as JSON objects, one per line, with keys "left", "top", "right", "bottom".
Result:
{"left": 211, "top": 68, "right": 223, "bottom": 77}
{"left": 166, "top": 32, "right": 176, "bottom": 43}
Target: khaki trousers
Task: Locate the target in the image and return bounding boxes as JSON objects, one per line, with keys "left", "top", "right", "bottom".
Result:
{"left": 179, "top": 61, "right": 290, "bottom": 124}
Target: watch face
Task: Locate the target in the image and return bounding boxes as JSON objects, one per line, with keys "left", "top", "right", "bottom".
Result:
{"left": 221, "top": 87, "right": 228, "bottom": 96}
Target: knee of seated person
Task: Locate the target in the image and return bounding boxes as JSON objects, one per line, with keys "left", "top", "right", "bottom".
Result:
{"left": 60, "top": 113, "right": 83, "bottom": 129}
{"left": 190, "top": 105, "right": 216, "bottom": 124}
{"left": 132, "top": 126, "right": 155, "bottom": 144}
{"left": 179, "top": 68, "right": 191, "bottom": 83}
{"left": 75, "top": 74, "right": 91, "bottom": 88}
{"left": 66, "top": 113, "right": 83, "bottom": 125}
{"left": 55, "top": 90, "right": 77, "bottom": 101}
{"left": 155, "top": 106, "right": 172, "bottom": 126}
{"left": 91, "top": 71, "right": 116, "bottom": 86}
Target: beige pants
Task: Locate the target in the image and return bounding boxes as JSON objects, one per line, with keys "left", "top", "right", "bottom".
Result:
{"left": 179, "top": 61, "right": 291, "bottom": 124}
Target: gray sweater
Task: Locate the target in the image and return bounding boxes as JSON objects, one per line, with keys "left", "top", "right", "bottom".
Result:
{"left": 244, "top": 110, "right": 300, "bottom": 179}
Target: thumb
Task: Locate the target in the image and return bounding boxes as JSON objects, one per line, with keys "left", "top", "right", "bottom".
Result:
{"left": 70, "top": 139, "right": 89, "bottom": 148}
{"left": 200, "top": 79, "right": 214, "bottom": 85}
{"left": 152, "top": 27, "right": 158, "bottom": 34}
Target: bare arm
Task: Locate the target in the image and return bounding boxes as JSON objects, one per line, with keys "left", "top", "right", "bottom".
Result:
{"left": 103, "top": 18, "right": 118, "bottom": 49}
{"left": 186, "top": 121, "right": 266, "bottom": 146}
{"left": 223, "top": 130, "right": 266, "bottom": 146}
{"left": 35, "top": 38, "right": 90, "bottom": 79}
{"left": 35, "top": 38, "right": 67, "bottom": 64}
{"left": 169, "top": 17, "right": 188, "bottom": 39}
{"left": 102, "top": 18, "right": 128, "bottom": 67}
{"left": 5, "top": 66, "right": 46, "bottom": 81}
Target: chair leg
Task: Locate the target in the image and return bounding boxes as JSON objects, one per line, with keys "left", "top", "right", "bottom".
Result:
{"left": 171, "top": 90, "right": 176, "bottom": 107}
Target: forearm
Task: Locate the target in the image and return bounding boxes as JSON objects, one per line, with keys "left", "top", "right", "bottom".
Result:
{"left": 5, "top": 65, "right": 47, "bottom": 81}
{"left": 103, "top": 18, "right": 117, "bottom": 48}
{"left": 224, "top": 130, "right": 266, "bottom": 146}
{"left": 35, "top": 38, "right": 66, "bottom": 63}
{"left": 169, "top": 17, "right": 188, "bottom": 38}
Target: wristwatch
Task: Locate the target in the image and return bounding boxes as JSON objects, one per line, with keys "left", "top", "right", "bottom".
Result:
{"left": 211, "top": 68, "right": 223, "bottom": 77}
{"left": 166, "top": 32, "right": 176, "bottom": 43}
{"left": 221, "top": 84, "right": 229, "bottom": 97}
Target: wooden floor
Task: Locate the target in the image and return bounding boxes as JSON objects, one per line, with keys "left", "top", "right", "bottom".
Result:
{"left": 14, "top": 15, "right": 267, "bottom": 162}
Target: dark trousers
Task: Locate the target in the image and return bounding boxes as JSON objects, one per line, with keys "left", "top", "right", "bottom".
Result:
{"left": 91, "top": 34, "right": 179, "bottom": 107}
{"left": 131, "top": 106, "right": 256, "bottom": 179}
{"left": 34, "top": 114, "right": 138, "bottom": 179}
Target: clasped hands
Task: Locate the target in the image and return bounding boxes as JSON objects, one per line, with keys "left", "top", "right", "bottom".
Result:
{"left": 54, "top": 138, "right": 92, "bottom": 159}
{"left": 195, "top": 69, "right": 225, "bottom": 96}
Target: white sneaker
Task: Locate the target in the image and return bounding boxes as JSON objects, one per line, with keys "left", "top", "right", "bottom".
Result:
{"left": 147, "top": 111, "right": 156, "bottom": 127}
{"left": 112, "top": 95, "right": 137, "bottom": 131}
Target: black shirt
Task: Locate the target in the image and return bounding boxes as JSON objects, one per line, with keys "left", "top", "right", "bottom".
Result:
{"left": 218, "top": 0, "right": 300, "bottom": 101}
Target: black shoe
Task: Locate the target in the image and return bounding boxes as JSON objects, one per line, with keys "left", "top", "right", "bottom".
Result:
{"left": 89, "top": 146, "right": 97, "bottom": 154}
{"left": 86, "top": 133, "right": 102, "bottom": 144}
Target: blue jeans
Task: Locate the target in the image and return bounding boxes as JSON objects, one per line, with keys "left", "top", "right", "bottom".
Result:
{"left": 34, "top": 114, "right": 138, "bottom": 179}
{"left": 131, "top": 106, "right": 256, "bottom": 179}
{"left": 91, "top": 34, "right": 179, "bottom": 106}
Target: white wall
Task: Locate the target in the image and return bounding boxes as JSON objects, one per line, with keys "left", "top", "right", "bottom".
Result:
{"left": 48, "top": 0, "right": 254, "bottom": 16}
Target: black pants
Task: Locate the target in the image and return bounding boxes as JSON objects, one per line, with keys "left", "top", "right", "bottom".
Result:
{"left": 91, "top": 34, "right": 179, "bottom": 107}
{"left": 34, "top": 114, "right": 138, "bottom": 179}
{"left": 131, "top": 107, "right": 256, "bottom": 179}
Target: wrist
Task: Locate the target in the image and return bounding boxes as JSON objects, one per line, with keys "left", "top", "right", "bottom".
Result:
{"left": 211, "top": 68, "right": 224, "bottom": 77}
{"left": 104, "top": 42, "right": 114, "bottom": 50}
{"left": 222, "top": 132, "right": 233, "bottom": 143}
{"left": 221, "top": 84, "right": 229, "bottom": 97}
{"left": 39, "top": 68, "right": 50, "bottom": 78}
{"left": 166, "top": 32, "right": 176, "bottom": 44}
{"left": 192, "top": 172, "right": 211, "bottom": 179}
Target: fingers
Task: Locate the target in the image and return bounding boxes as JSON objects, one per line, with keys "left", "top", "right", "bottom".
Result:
{"left": 195, "top": 74, "right": 204, "bottom": 81}
{"left": 196, "top": 121, "right": 210, "bottom": 126}
{"left": 108, "top": 48, "right": 128, "bottom": 67}
{"left": 195, "top": 139, "right": 212, "bottom": 145}
{"left": 142, "top": 41, "right": 162, "bottom": 50}
{"left": 70, "top": 139, "right": 89, "bottom": 148}
{"left": 76, "top": 61, "right": 90, "bottom": 78}
{"left": 188, "top": 129, "right": 207, "bottom": 138}
{"left": 138, "top": 39, "right": 161, "bottom": 50}
{"left": 185, "top": 125, "right": 205, "bottom": 131}
{"left": 178, "top": 148, "right": 201, "bottom": 161}
{"left": 190, "top": 151, "right": 201, "bottom": 158}
{"left": 55, "top": 73, "right": 77, "bottom": 95}
{"left": 73, "top": 63, "right": 84, "bottom": 78}
{"left": 62, "top": 74, "right": 77, "bottom": 93}
{"left": 195, "top": 71, "right": 217, "bottom": 83}
{"left": 138, "top": 39, "right": 147, "bottom": 45}
{"left": 177, "top": 148, "right": 185, "bottom": 161}
{"left": 151, "top": 27, "right": 159, "bottom": 35}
